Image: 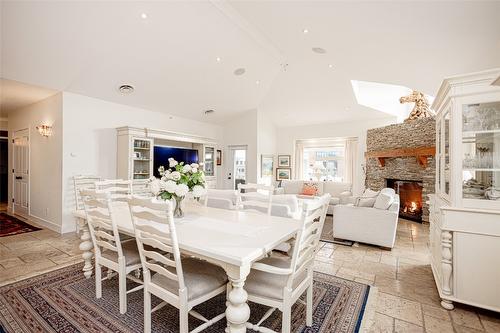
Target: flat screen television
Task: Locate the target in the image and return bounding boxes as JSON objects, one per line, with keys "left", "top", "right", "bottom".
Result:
{"left": 153, "top": 146, "right": 199, "bottom": 177}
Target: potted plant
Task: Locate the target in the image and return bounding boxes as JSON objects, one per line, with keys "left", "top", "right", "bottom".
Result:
{"left": 150, "top": 158, "right": 207, "bottom": 217}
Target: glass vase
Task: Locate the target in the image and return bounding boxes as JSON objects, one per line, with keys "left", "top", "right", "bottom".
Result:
{"left": 173, "top": 196, "right": 184, "bottom": 218}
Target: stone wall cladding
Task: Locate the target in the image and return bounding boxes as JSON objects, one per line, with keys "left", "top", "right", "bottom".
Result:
{"left": 365, "top": 118, "right": 436, "bottom": 222}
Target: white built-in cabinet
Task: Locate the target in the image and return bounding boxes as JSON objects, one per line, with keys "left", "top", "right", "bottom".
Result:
{"left": 117, "top": 127, "right": 154, "bottom": 180}
{"left": 430, "top": 68, "right": 500, "bottom": 312}
{"left": 116, "top": 126, "right": 217, "bottom": 189}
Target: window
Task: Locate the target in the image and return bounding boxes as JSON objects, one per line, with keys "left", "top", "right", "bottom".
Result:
{"left": 301, "top": 145, "right": 345, "bottom": 181}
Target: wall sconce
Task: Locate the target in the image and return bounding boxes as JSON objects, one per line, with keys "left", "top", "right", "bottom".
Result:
{"left": 36, "top": 125, "right": 52, "bottom": 137}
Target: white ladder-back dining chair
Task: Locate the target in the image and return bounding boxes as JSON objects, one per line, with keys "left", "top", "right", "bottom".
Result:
{"left": 81, "top": 189, "right": 143, "bottom": 314}
{"left": 73, "top": 175, "right": 102, "bottom": 211}
{"left": 128, "top": 196, "right": 228, "bottom": 333}
{"left": 244, "top": 194, "right": 331, "bottom": 333}
{"left": 204, "top": 189, "right": 238, "bottom": 210}
{"left": 132, "top": 179, "right": 153, "bottom": 197}
{"left": 236, "top": 183, "right": 274, "bottom": 215}
{"left": 95, "top": 179, "right": 133, "bottom": 201}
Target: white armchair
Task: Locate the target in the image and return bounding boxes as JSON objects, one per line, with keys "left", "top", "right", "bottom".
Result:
{"left": 333, "top": 194, "right": 400, "bottom": 248}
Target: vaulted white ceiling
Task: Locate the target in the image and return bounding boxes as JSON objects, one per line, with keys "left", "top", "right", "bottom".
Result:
{"left": 0, "top": 79, "right": 57, "bottom": 118}
{"left": 1, "top": 1, "right": 499, "bottom": 127}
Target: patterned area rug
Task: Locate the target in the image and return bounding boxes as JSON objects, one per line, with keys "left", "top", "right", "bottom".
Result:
{"left": 0, "top": 213, "right": 41, "bottom": 237}
{"left": 0, "top": 263, "right": 372, "bottom": 333}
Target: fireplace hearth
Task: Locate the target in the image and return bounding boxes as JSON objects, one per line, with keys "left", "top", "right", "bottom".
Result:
{"left": 386, "top": 179, "right": 423, "bottom": 222}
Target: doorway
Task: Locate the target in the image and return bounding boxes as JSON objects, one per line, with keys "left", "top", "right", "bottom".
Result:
{"left": 12, "top": 129, "right": 29, "bottom": 218}
{"left": 227, "top": 146, "right": 247, "bottom": 190}
{"left": 0, "top": 130, "right": 7, "bottom": 210}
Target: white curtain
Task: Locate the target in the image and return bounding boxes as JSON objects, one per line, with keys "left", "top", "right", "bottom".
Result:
{"left": 344, "top": 138, "right": 358, "bottom": 184}
{"left": 295, "top": 142, "right": 304, "bottom": 179}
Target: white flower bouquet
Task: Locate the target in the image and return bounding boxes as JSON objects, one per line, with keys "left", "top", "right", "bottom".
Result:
{"left": 150, "top": 158, "right": 207, "bottom": 217}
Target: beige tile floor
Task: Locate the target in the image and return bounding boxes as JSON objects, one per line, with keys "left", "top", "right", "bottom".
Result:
{"left": 0, "top": 212, "right": 82, "bottom": 286}
{"left": 1, "top": 212, "right": 499, "bottom": 332}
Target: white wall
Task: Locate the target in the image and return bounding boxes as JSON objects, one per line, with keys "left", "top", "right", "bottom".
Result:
{"left": 61, "top": 92, "right": 223, "bottom": 232}
{"left": 220, "top": 110, "right": 258, "bottom": 188}
{"left": 276, "top": 117, "right": 397, "bottom": 195}
{"left": 257, "top": 110, "right": 277, "bottom": 184}
{"left": 0, "top": 119, "right": 8, "bottom": 130}
{"left": 7, "top": 93, "right": 63, "bottom": 231}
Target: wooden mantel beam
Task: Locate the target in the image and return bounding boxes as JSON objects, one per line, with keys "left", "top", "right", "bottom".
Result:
{"left": 365, "top": 146, "right": 436, "bottom": 169}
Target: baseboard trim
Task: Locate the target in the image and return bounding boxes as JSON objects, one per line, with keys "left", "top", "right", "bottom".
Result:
{"left": 27, "top": 214, "right": 61, "bottom": 233}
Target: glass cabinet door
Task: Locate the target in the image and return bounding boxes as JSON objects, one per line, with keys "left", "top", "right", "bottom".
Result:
{"left": 204, "top": 146, "right": 215, "bottom": 177}
{"left": 436, "top": 118, "right": 441, "bottom": 193}
{"left": 462, "top": 101, "right": 500, "bottom": 200}
{"left": 443, "top": 110, "right": 451, "bottom": 196}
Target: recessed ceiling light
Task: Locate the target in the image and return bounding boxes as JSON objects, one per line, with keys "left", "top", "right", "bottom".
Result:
{"left": 204, "top": 109, "right": 215, "bottom": 115}
{"left": 312, "top": 47, "right": 327, "bottom": 54}
{"left": 216, "top": 57, "right": 221, "bottom": 63}
{"left": 328, "top": 64, "right": 334, "bottom": 68}
{"left": 118, "top": 84, "right": 134, "bottom": 94}
{"left": 302, "top": 28, "right": 309, "bottom": 34}
{"left": 234, "top": 68, "right": 246, "bottom": 76}
{"left": 141, "top": 13, "right": 148, "bottom": 19}
{"left": 256, "top": 80, "right": 260, "bottom": 85}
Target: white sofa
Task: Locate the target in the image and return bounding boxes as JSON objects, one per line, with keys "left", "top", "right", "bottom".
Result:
{"left": 333, "top": 190, "right": 400, "bottom": 248}
{"left": 205, "top": 189, "right": 300, "bottom": 218}
{"left": 275, "top": 180, "right": 352, "bottom": 214}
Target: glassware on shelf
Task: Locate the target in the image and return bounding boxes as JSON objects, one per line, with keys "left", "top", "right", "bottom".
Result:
{"left": 463, "top": 102, "right": 500, "bottom": 132}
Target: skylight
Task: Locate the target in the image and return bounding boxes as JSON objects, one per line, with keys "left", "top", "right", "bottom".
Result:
{"left": 351, "top": 80, "right": 434, "bottom": 122}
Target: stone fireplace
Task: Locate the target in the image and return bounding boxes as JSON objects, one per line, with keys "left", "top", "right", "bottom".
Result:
{"left": 365, "top": 118, "right": 435, "bottom": 222}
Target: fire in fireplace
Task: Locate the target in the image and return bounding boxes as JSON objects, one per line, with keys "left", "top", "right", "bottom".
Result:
{"left": 386, "top": 179, "right": 423, "bottom": 222}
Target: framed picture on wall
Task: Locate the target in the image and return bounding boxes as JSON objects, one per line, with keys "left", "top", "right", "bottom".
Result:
{"left": 276, "top": 168, "right": 291, "bottom": 181}
{"left": 216, "top": 150, "right": 222, "bottom": 166}
{"left": 261, "top": 155, "right": 274, "bottom": 178}
{"left": 278, "top": 155, "right": 291, "bottom": 167}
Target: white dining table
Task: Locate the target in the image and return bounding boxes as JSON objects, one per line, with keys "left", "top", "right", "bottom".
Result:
{"left": 73, "top": 201, "right": 301, "bottom": 333}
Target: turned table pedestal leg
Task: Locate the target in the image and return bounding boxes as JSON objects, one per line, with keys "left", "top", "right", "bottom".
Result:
{"left": 77, "top": 217, "right": 94, "bottom": 279}
{"left": 224, "top": 264, "right": 251, "bottom": 333}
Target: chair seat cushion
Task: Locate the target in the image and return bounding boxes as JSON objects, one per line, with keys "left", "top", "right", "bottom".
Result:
{"left": 101, "top": 239, "right": 141, "bottom": 266}
{"left": 245, "top": 256, "right": 309, "bottom": 301}
{"left": 151, "top": 258, "right": 228, "bottom": 301}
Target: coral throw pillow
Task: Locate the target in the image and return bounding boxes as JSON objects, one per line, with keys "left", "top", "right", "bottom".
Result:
{"left": 301, "top": 182, "right": 319, "bottom": 196}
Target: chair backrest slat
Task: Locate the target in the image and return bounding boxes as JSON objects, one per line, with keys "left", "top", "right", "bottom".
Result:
{"left": 139, "top": 235, "right": 174, "bottom": 254}
{"left": 145, "top": 262, "right": 179, "bottom": 282}
{"left": 95, "top": 239, "right": 118, "bottom": 252}
{"left": 128, "top": 196, "right": 186, "bottom": 294}
{"left": 96, "top": 179, "right": 133, "bottom": 200}
{"left": 132, "top": 179, "right": 153, "bottom": 197}
{"left": 236, "top": 183, "right": 274, "bottom": 215}
{"left": 143, "top": 249, "right": 176, "bottom": 267}
{"left": 133, "top": 210, "right": 169, "bottom": 225}
{"left": 94, "top": 230, "right": 116, "bottom": 242}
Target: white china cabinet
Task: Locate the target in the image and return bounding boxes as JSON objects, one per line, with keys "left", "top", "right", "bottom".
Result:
{"left": 430, "top": 69, "right": 500, "bottom": 312}
{"left": 202, "top": 145, "right": 217, "bottom": 189}
{"left": 117, "top": 127, "right": 154, "bottom": 180}
{"left": 116, "top": 127, "right": 218, "bottom": 188}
